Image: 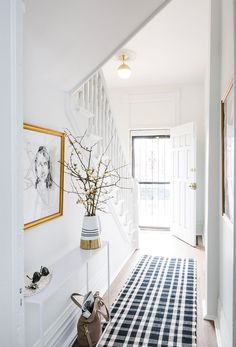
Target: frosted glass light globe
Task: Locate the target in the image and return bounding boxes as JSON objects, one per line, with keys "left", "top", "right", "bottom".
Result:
{"left": 117, "top": 63, "right": 132, "bottom": 79}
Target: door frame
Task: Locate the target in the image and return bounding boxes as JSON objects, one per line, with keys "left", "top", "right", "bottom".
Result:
{"left": 131, "top": 129, "right": 171, "bottom": 229}
{"left": 0, "top": 1, "right": 24, "bottom": 345}
{"left": 3, "top": 0, "right": 236, "bottom": 345}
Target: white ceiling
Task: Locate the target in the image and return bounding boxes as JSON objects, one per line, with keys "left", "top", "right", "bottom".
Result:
{"left": 103, "top": 0, "right": 209, "bottom": 89}
{"left": 24, "top": 0, "right": 169, "bottom": 91}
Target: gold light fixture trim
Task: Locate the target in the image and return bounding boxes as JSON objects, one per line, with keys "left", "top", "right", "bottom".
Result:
{"left": 116, "top": 49, "right": 135, "bottom": 79}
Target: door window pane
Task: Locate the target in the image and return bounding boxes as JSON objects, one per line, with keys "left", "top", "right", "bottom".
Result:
{"left": 133, "top": 136, "right": 171, "bottom": 228}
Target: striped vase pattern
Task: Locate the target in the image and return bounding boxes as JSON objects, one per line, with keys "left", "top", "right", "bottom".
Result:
{"left": 80, "top": 215, "right": 101, "bottom": 250}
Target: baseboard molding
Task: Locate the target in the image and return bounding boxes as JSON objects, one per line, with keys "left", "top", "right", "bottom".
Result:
{"left": 44, "top": 301, "right": 79, "bottom": 347}
{"left": 214, "top": 318, "right": 223, "bottom": 347}
{"left": 203, "top": 298, "right": 233, "bottom": 347}
{"left": 202, "top": 299, "right": 222, "bottom": 347}
{"left": 202, "top": 299, "right": 217, "bottom": 321}
{"left": 215, "top": 298, "right": 232, "bottom": 347}
{"left": 196, "top": 221, "right": 204, "bottom": 236}
{"left": 110, "top": 248, "right": 136, "bottom": 288}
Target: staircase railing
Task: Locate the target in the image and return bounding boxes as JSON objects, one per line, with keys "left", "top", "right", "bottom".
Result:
{"left": 71, "top": 70, "right": 139, "bottom": 245}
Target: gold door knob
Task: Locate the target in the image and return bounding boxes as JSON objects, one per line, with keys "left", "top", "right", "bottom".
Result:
{"left": 189, "top": 183, "right": 197, "bottom": 190}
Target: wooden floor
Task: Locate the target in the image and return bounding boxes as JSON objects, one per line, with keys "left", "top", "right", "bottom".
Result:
{"left": 103, "top": 230, "right": 218, "bottom": 347}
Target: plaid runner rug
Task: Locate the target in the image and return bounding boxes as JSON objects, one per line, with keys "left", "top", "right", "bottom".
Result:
{"left": 98, "top": 255, "right": 197, "bottom": 347}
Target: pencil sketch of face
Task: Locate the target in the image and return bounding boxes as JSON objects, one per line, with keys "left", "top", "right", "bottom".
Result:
{"left": 35, "top": 146, "right": 53, "bottom": 189}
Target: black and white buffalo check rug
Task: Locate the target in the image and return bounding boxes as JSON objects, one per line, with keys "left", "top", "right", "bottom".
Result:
{"left": 98, "top": 255, "right": 197, "bottom": 347}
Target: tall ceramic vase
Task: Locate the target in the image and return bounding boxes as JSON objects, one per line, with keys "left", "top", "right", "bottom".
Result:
{"left": 80, "top": 215, "right": 101, "bottom": 250}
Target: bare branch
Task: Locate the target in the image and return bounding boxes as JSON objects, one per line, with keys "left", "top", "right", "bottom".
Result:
{"left": 62, "top": 129, "right": 130, "bottom": 216}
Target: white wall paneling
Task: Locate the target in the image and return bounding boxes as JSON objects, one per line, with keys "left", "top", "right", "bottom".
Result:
{"left": 128, "top": 91, "right": 180, "bottom": 129}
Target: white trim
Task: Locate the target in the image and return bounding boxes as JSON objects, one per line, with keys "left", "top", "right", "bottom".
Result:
{"left": 233, "top": 4, "right": 236, "bottom": 346}
{"left": 110, "top": 249, "right": 137, "bottom": 289}
{"left": 196, "top": 221, "right": 204, "bottom": 236}
{"left": 204, "top": 0, "right": 221, "bottom": 320}
{"left": 222, "top": 213, "right": 233, "bottom": 230}
{"left": 215, "top": 298, "right": 232, "bottom": 347}
{"left": 202, "top": 299, "right": 216, "bottom": 321}
{"left": 43, "top": 302, "right": 79, "bottom": 347}
{"left": 131, "top": 128, "right": 170, "bottom": 137}
{"left": 214, "top": 319, "right": 223, "bottom": 347}
{"left": 0, "top": 0, "right": 24, "bottom": 345}
{"left": 128, "top": 90, "right": 181, "bottom": 128}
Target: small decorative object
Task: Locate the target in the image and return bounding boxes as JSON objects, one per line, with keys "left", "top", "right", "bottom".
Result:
{"left": 24, "top": 266, "right": 52, "bottom": 297}
{"left": 64, "top": 130, "right": 126, "bottom": 250}
{"left": 221, "top": 79, "right": 234, "bottom": 222}
{"left": 23, "top": 123, "right": 65, "bottom": 230}
{"left": 71, "top": 291, "right": 109, "bottom": 347}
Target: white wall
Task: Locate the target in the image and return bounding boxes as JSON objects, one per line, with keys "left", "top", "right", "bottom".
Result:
{"left": 23, "top": 3, "right": 143, "bottom": 345}
{"left": 23, "top": 69, "right": 134, "bottom": 347}
{"left": 216, "top": 0, "right": 234, "bottom": 345}
{"left": 107, "top": 83, "right": 205, "bottom": 233}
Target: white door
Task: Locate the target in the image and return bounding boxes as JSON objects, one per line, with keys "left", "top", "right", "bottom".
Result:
{"left": 170, "top": 123, "right": 196, "bottom": 246}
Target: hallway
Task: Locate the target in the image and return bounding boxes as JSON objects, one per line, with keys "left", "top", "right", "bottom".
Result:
{"left": 107, "top": 231, "right": 217, "bottom": 347}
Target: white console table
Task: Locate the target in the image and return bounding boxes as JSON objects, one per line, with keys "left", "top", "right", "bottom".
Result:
{"left": 24, "top": 241, "right": 110, "bottom": 347}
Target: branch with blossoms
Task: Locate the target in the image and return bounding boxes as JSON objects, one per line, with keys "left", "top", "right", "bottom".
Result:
{"left": 62, "top": 130, "right": 129, "bottom": 216}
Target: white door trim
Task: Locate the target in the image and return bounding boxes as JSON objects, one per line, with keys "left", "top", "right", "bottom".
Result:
{"left": 233, "top": 2, "right": 236, "bottom": 346}
{"left": 0, "top": 1, "right": 24, "bottom": 345}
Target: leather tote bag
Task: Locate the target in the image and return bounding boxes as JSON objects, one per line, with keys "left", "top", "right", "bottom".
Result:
{"left": 71, "top": 291, "right": 109, "bottom": 347}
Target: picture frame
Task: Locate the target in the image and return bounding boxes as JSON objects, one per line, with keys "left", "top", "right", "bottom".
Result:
{"left": 23, "top": 123, "right": 65, "bottom": 230}
{"left": 221, "top": 79, "right": 234, "bottom": 222}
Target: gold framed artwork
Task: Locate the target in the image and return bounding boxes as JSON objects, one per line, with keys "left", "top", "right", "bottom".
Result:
{"left": 23, "top": 123, "right": 65, "bottom": 230}
{"left": 221, "top": 79, "right": 234, "bottom": 222}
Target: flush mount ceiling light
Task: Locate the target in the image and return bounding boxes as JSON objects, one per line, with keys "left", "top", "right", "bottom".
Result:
{"left": 116, "top": 49, "right": 136, "bottom": 79}
{"left": 117, "top": 54, "right": 131, "bottom": 79}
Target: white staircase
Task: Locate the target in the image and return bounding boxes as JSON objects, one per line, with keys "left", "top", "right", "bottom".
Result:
{"left": 67, "top": 70, "right": 139, "bottom": 248}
